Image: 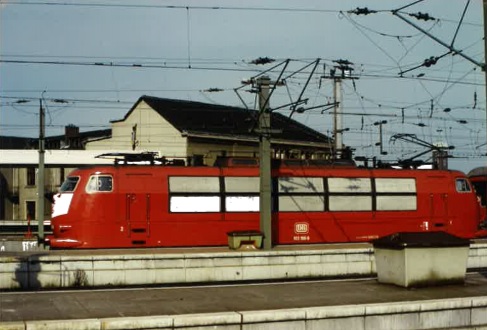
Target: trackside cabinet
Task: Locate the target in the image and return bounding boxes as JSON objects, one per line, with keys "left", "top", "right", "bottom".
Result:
{"left": 227, "top": 231, "right": 264, "bottom": 250}
{"left": 373, "top": 232, "right": 470, "bottom": 288}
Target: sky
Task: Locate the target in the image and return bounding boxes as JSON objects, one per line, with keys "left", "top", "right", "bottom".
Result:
{"left": 0, "top": 0, "right": 486, "bottom": 173}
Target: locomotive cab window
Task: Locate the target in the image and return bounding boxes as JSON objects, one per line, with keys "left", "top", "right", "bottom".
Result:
{"left": 455, "top": 178, "right": 471, "bottom": 193}
{"left": 86, "top": 175, "right": 113, "bottom": 192}
{"left": 60, "top": 177, "right": 80, "bottom": 192}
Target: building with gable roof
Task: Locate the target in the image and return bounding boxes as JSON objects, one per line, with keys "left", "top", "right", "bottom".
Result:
{"left": 86, "top": 96, "right": 334, "bottom": 165}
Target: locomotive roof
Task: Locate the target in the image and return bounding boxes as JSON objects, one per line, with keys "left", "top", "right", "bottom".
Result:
{"left": 115, "top": 96, "right": 332, "bottom": 144}
{"left": 468, "top": 166, "right": 487, "bottom": 178}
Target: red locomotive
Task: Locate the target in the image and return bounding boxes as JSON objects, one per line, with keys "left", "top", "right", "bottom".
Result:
{"left": 46, "top": 154, "right": 487, "bottom": 249}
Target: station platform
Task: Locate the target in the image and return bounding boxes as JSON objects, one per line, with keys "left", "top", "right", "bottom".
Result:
{"left": 1, "top": 272, "right": 487, "bottom": 330}
{"left": 1, "top": 241, "right": 487, "bottom": 290}
{"left": 1, "top": 239, "right": 487, "bottom": 329}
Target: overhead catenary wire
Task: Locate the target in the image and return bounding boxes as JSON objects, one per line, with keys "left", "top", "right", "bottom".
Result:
{"left": 0, "top": 0, "right": 482, "bottom": 27}
{"left": 1, "top": 2, "right": 485, "bottom": 165}
{"left": 0, "top": 57, "right": 482, "bottom": 88}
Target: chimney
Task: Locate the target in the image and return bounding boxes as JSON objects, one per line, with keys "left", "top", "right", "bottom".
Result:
{"left": 65, "top": 125, "right": 79, "bottom": 138}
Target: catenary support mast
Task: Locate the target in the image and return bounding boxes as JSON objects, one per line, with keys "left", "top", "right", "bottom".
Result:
{"left": 257, "top": 76, "right": 273, "bottom": 250}
{"left": 37, "top": 99, "right": 45, "bottom": 242}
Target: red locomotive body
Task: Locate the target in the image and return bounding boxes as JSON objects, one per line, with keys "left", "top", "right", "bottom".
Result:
{"left": 47, "top": 160, "right": 486, "bottom": 249}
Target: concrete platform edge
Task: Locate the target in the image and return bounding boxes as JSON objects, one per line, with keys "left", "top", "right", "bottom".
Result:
{"left": 1, "top": 296, "right": 487, "bottom": 330}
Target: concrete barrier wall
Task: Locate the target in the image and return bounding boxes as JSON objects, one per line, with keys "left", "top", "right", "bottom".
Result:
{"left": 2, "top": 296, "right": 487, "bottom": 330}
{"left": 467, "top": 243, "right": 487, "bottom": 270}
{"left": 0, "top": 238, "right": 41, "bottom": 253}
{"left": 1, "top": 243, "right": 486, "bottom": 290}
{"left": 0, "top": 247, "right": 374, "bottom": 289}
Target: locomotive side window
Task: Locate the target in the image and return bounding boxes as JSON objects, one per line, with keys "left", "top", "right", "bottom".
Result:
{"left": 328, "top": 178, "right": 372, "bottom": 211}
{"left": 455, "top": 178, "right": 471, "bottom": 193}
{"left": 278, "top": 177, "right": 325, "bottom": 212}
{"left": 226, "top": 196, "right": 259, "bottom": 212}
{"left": 279, "top": 177, "right": 324, "bottom": 193}
{"left": 375, "top": 178, "right": 415, "bottom": 193}
{"left": 375, "top": 178, "right": 416, "bottom": 211}
{"left": 169, "top": 176, "right": 219, "bottom": 192}
{"left": 170, "top": 196, "right": 220, "bottom": 212}
{"left": 225, "top": 177, "right": 259, "bottom": 193}
{"left": 279, "top": 196, "right": 324, "bottom": 212}
{"left": 59, "top": 177, "right": 80, "bottom": 192}
{"left": 225, "top": 177, "right": 259, "bottom": 212}
{"left": 329, "top": 196, "right": 372, "bottom": 211}
{"left": 86, "top": 175, "right": 113, "bottom": 192}
{"left": 169, "top": 176, "right": 220, "bottom": 212}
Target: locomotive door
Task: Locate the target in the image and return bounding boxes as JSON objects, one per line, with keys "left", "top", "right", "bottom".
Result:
{"left": 124, "top": 174, "right": 153, "bottom": 245}
{"left": 430, "top": 193, "right": 448, "bottom": 229}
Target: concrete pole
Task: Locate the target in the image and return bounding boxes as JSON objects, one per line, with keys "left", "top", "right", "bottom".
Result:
{"left": 333, "top": 77, "right": 343, "bottom": 158}
{"left": 37, "top": 99, "right": 45, "bottom": 242}
{"left": 257, "top": 76, "right": 272, "bottom": 250}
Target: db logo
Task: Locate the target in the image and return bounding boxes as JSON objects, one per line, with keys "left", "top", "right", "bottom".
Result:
{"left": 294, "top": 222, "right": 309, "bottom": 234}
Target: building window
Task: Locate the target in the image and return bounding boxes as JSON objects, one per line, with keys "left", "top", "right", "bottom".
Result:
{"left": 26, "top": 201, "right": 36, "bottom": 220}
{"left": 27, "top": 167, "right": 36, "bottom": 186}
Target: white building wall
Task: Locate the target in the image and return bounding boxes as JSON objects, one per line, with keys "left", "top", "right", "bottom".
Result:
{"left": 85, "top": 101, "right": 188, "bottom": 158}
